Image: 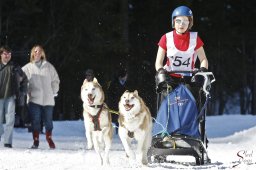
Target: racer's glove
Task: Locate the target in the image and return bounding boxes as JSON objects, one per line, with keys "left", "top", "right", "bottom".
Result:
{"left": 155, "top": 68, "right": 167, "bottom": 93}
{"left": 157, "top": 68, "right": 167, "bottom": 74}
{"left": 194, "top": 67, "right": 208, "bottom": 87}
{"left": 200, "top": 67, "right": 208, "bottom": 72}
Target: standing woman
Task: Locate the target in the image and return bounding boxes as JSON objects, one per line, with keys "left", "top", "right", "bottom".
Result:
{"left": 22, "top": 45, "right": 60, "bottom": 149}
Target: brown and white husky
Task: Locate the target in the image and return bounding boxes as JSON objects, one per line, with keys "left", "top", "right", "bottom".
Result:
{"left": 118, "top": 90, "right": 152, "bottom": 165}
{"left": 81, "top": 78, "right": 113, "bottom": 165}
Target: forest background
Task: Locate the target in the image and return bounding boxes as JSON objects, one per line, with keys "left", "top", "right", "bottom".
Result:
{"left": 1, "top": 0, "right": 256, "bottom": 120}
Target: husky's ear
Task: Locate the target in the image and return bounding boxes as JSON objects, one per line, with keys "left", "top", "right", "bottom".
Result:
{"left": 82, "top": 78, "right": 88, "bottom": 85}
{"left": 134, "top": 90, "right": 138, "bottom": 96}
{"left": 92, "top": 77, "right": 98, "bottom": 83}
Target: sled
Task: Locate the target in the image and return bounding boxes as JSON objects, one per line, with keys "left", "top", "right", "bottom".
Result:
{"left": 148, "top": 70, "right": 215, "bottom": 165}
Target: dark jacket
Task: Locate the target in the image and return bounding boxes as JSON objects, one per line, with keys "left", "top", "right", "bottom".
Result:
{"left": 106, "top": 78, "right": 128, "bottom": 123}
{"left": 0, "top": 61, "right": 28, "bottom": 106}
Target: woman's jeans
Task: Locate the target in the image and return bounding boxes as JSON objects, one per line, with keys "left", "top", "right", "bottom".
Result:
{"left": 28, "top": 102, "right": 54, "bottom": 132}
{"left": 0, "top": 96, "right": 15, "bottom": 144}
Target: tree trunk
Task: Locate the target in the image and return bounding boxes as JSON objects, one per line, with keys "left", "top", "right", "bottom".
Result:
{"left": 252, "top": 48, "right": 256, "bottom": 115}
{"left": 0, "top": 0, "right": 2, "bottom": 45}
{"left": 120, "top": 0, "right": 129, "bottom": 53}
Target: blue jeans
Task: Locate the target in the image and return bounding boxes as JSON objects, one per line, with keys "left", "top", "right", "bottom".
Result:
{"left": 0, "top": 96, "right": 15, "bottom": 144}
{"left": 28, "top": 102, "right": 54, "bottom": 132}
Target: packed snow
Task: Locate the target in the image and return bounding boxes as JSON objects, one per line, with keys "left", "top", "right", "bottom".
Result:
{"left": 0, "top": 114, "right": 256, "bottom": 170}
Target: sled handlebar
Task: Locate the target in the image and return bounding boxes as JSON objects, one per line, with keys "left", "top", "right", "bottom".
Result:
{"left": 192, "top": 72, "right": 216, "bottom": 97}
{"left": 166, "top": 69, "right": 199, "bottom": 74}
{"left": 165, "top": 70, "right": 216, "bottom": 97}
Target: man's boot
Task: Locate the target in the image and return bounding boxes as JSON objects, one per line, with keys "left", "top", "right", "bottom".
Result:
{"left": 46, "top": 131, "right": 55, "bottom": 149}
{"left": 31, "top": 131, "right": 39, "bottom": 149}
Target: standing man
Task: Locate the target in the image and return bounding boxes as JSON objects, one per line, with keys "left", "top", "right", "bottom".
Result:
{"left": 0, "top": 46, "right": 28, "bottom": 148}
{"left": 106, "top": 67, "right": 129, "bottom": 133}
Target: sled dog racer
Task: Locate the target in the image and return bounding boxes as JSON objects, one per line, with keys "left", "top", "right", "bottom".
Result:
{"left": 155, "top": 5, "right": 209, "bottom": 102}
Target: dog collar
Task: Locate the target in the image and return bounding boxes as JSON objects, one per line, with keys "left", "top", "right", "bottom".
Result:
{"left": 89, "top": 104, "right": 103, "bottom": 109}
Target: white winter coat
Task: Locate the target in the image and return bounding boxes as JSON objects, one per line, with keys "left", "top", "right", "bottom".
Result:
{"left": 22, "top": 61, "right": 60, "bottom": 106}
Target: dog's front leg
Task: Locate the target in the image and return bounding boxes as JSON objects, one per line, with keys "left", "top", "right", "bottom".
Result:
{"left": 85, "top": 129, "right": 93, "bottom": 149}
{"left": 136, "top": 132, "right": 148, "bottom": 165}
{"left": 103, "top": 128, "right": 112, "bottom": 165}
{"left": 141, "top": 130, "right": 152, "bottom": 165}
{"left": 119, "top": 127, "right": 135, "bottom": 161}
{"left": 93, "top": 134, "right": 103, "bottom": 165}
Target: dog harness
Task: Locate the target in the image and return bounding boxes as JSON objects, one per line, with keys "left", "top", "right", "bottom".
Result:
{"left": 121, "top": 110, "right": 147, "bottom": 138}
{"left": 88, "top": 104, "right": 103, "bottom": 131}
{"left": 128, "top": 131, "right": 134, "bottom": 138}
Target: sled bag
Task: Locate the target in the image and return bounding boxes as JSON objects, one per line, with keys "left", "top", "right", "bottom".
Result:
{"left": 153, "top": 84, "right": 200, "bottom": 137}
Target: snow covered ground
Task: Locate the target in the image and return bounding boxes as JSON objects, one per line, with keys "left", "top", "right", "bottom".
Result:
{"left": 0, "top": 115, "right": 256, "bottom": 170}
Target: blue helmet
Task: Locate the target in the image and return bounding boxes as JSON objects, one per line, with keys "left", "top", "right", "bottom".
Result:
{"left": 171, "top": 6, "right": 193, "bottom": 29}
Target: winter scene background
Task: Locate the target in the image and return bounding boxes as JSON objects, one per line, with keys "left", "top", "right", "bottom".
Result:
{"left": 1, "top": 1, "right": 256, "bottom": 170}
{"left": 0, "top": 114, "right": 256, "bottom": 170}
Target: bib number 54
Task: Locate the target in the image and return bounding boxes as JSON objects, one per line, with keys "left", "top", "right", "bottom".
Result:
{"left": 173, "top": 56, "right": 191, "bottom": 67}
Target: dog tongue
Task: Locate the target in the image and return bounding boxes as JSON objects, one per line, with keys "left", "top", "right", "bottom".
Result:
{"left": 88, "top": 98, "right": 94, "bottom": 105}
{"left": 124, "top": 104, "right": 133, "bottom": 111}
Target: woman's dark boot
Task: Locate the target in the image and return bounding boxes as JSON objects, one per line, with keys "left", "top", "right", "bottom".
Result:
{"left": 46, "top": 131, "right": 55, "bottom": 149}
{"left": 31, "top": 131, "right": 39, "bottom": 149}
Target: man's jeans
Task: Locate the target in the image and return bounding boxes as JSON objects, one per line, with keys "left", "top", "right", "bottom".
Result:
{"left": 28, "top": 102, "right": 54, "bottom": 132}
{"left": 0, "top": 96, "right": 15, "bottom": 144}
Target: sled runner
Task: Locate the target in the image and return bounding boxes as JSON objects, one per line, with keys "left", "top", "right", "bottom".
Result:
{"left": 148, "top": 70, "right": 215, "bottom": 165}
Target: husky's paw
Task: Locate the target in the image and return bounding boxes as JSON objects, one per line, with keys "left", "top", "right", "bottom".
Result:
{"left": 141, "top": 159, "right": 148, "bottom": 166}
{"left": 103, "top": 160, "right": 110, "bottom": 166}
{"left": 129, "top": 160, "right": 144, "bottom": 168}
{"left": 103, "top": 155, "right": 110, "bottom": 166}
{"left": 87, "top": 143, "right": 93, "bottom": 150}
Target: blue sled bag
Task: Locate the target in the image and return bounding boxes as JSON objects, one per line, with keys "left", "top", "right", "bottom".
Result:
{"left": 153, "top": 84, "right": 200, "bottom": 138}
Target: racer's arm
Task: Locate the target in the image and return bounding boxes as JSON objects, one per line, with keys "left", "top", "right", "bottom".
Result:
{"left": 196, "top": 46, "right": 208, "bottom": 69}
{"left": 155, "top": 46, "right": 166, "bottom": 71}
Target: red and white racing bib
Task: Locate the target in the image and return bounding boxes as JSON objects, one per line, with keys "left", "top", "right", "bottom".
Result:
{"left": 164, "top": 31, "right": 197, "bottom": 76}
